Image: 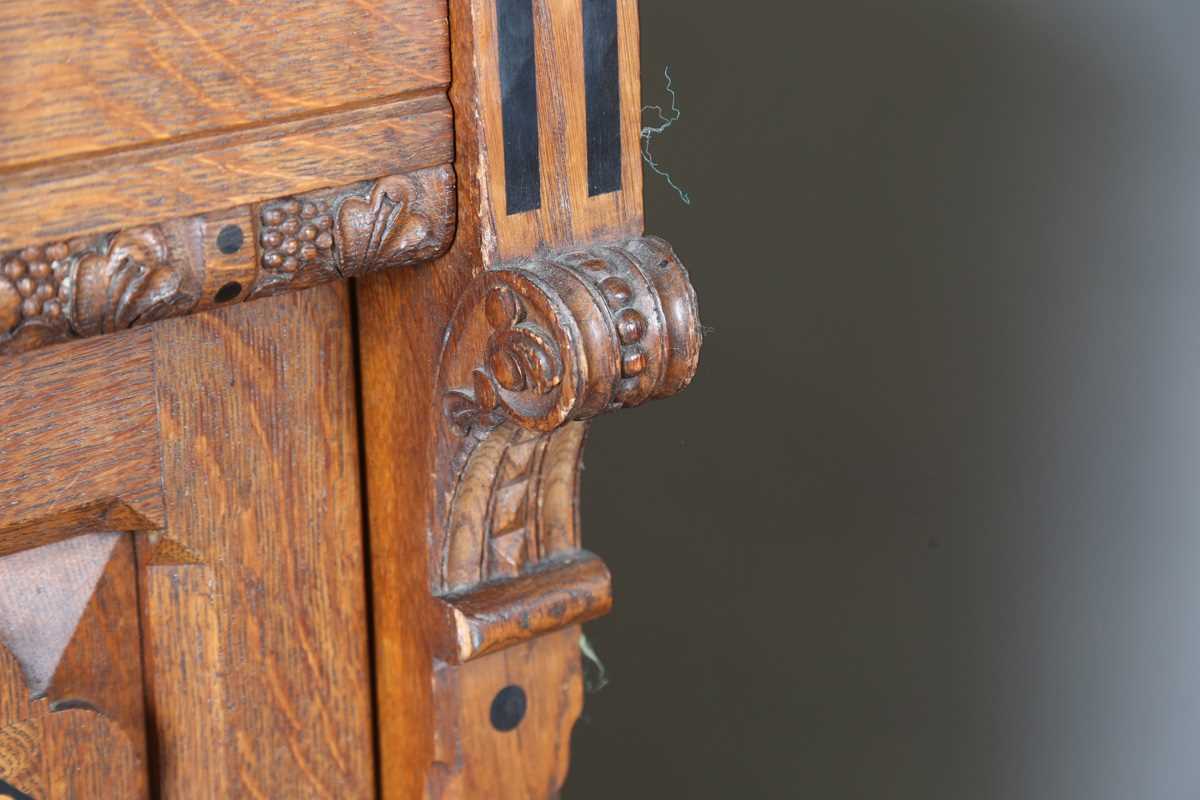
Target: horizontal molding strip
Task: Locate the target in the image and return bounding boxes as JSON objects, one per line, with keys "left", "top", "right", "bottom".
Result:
{"left": 0, "top": 93, "right": 453, "bottom": 249}
{"left": 0, "top": 164, "right": 455, "bottom": 356}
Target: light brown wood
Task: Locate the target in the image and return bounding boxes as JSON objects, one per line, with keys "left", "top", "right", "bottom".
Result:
{"left": 0, "top": 329, "right": 163, "bottom": 553}
{"left": 0, "top": 707, "right": 143, "bottom": 798}
{"left": 437, "top": 553, "right": 611, "bottom": 663}
{"left": 0, "top": 0, "right": 449, "bottom": 169}
{"left": 0, "top": 0, "right": 697, "bottom": 794}
{"left": 468, "top": 0, "right": 644, "bottom": 261}
{"left": 428, "top": 627, "right": 583, "bottom": 799}
{"left": 357, "top": 211, "right": 449, "bottom": 800}
{"left": 0, "top": 94, "right": 452, "bottom": 249}
{"left": 142, "top": 284, "right": 375, "bottom": 798}
{"left": 357, "top": 1, "right": 700, "bottom": 797}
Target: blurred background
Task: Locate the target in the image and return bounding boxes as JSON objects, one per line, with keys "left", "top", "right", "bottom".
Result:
{"left": 568, "top": 2, "right": 1200, "bottom": 797}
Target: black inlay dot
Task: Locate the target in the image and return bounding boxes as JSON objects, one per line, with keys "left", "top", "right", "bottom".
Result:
{"left": 216, "top": 224, "right": 244, "bottom": 254}
{"left": 214, "top": 281, "right": 242, "bottom": 304}
{"left": 490, "top": 684, "right": 527, "bottom": 731}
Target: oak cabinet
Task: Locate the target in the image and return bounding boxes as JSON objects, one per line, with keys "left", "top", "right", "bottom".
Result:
{"left": 0, "top": 1, "right": 700, "bottom": 796}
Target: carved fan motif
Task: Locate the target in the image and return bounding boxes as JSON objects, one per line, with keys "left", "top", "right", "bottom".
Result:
{"left": 71, "top": 228, "right": 183, "bottom": 336}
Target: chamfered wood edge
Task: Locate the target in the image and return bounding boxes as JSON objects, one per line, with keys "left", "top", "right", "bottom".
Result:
{"left": 436, "top": 551, "right": 612, "bottom": 663}
{"left": 0, "top": 164, "right": 455, "bottom": 356}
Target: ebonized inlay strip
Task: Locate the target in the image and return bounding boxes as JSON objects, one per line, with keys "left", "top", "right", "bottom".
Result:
{"left": 582, "top": 0, "right": 621, "bottom": 196}
{"left": 496, "top": 0, "right": 542, "bottom": 214}
{"left": 0, "top": 779, "right": 34, "bottom": 800}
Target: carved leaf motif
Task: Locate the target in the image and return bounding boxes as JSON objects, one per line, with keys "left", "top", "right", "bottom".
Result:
{"left": 71, "top": 227, "right": 181, "bottom": 336}
{"left": 335, "top": 176, "right": 432, "bottom": 275}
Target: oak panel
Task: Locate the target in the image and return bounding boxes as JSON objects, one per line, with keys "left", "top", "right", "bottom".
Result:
{"left": 0, "top": 329, "right": 163, "bottom": 554}
{"left": 358, "top": 0, "right": 650, "bottom": 794}
{"left": 0, "top": 95, "right": 453, "bottom": 248}
{"left": 145, "top": 284, "right": 374, "bottom": 797}
{"left": 0, "top": 0, "right": 449, "bottom": 169}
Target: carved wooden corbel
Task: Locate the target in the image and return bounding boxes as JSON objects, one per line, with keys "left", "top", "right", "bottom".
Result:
{"left": 431, "top": 235, "right": 701, "bottom": 662}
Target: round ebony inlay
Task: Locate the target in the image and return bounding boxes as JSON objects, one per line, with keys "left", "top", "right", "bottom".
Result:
{"left": 489, "top": 684, "right": 527, "bottom": 732}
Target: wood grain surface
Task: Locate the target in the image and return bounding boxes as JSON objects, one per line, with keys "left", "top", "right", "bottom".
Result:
{"left": 0, "top": 706, "right": 143, "bottom": 798}
{"left": 428, "top": 627, "right": 583, "bottom": 799}
{"left": 357, "top": 0, "right": 651, "bottom": 796}
{"left": 0, "top": 94, "right": 452, "bottom": 249}
{"left": 144, "top": 284, "right": 374, "bottom": 798}
{"left": 0, "top": 0, "right": 449, "bottom": 169}
{"left": 0, "top": 329, "right": 163, "bottom": 554}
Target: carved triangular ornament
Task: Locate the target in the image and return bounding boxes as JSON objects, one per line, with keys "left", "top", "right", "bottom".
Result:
{"left": 0, "top": 532, "right": 119, "bottom": 696}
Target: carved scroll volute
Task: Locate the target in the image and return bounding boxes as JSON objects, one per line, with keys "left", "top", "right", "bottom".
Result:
{"left": 440, "top": 236, "right": 701, "bottom": 436}
{"left": 432, "top": 236, "right": 700, "bottom": 662}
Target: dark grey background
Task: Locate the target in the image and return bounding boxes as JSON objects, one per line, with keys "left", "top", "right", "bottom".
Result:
{"left": 567, "top": 2, "right": 1200, "bottom": 798}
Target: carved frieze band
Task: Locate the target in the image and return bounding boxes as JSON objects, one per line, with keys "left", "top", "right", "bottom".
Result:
{"left": 432, "top": 236, "right": 701, "bottom": 662}
{"left": 0, "top": 165, "right": 455, "bottom": 355}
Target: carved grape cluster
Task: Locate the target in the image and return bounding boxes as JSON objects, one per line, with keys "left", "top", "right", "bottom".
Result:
{"left": 0, "top": 243, "right": 72, "bottom": 332}
{"left": 259, "top": 198, "right": 334, "bottom": 273}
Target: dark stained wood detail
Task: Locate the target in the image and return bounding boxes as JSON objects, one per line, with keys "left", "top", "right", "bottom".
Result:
{"left": 253, "top": 166, "right": 456, "bottom": 298}
{"left": 582, "top": 0, "right": 622, "bottom": 196}
{"left": 496, "top": 0, "right": 542, "bottom": 214}
{"left": 0, "top": 164, "right": 454, "bottom": 355}
{"left": 440, "top": 422, "right": 587, "bottom": 591}
{"left": 439, "top": 236, "right": 700, "bottom": 438}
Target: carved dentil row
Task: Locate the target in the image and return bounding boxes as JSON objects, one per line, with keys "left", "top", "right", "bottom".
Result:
{"left": 0, "top": 165, "right": 455, "bottom": 355}
{"left": 435, "top": 236, "right": 702, "bottom": 598}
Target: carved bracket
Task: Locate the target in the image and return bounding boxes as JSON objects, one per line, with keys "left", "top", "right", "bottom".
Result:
{"left": 432, "top": 236, "right": 701, "bottom": 662}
